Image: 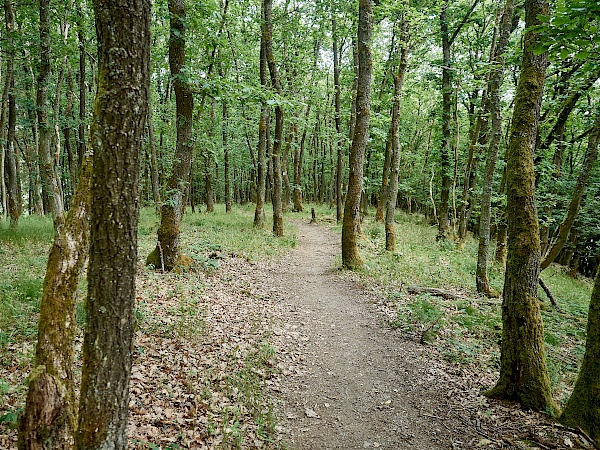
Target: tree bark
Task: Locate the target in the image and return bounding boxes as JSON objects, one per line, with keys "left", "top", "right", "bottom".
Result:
{"left": 342, "top": 0, "right": 373, "bottom": 269}
{"left": 76, "top": 0, "right": 150, "bottom": 447}
{"left": 476, "top": 0, "right": 514, "bottom": 297}
{"left": 486, "top": 0, "right": 557, "bottom": 414}
{"left": 332, "top": 11, "right": 344, "bottom": 223}
{"left": 560, "top": 251, "right": 600, "bottom": 444}
{"left": 223, "top": 99, "right": 232, "bottom": 212}
{"left": 147, "top": 0, "right": 194, "bottom": 271}
{"left": 263, "top": 0, "right": 284, "bottom": 236}
{"left": 4, "top": 0, "right": 20, "bottom": 227}
{"left": 385, "top": 19, "right": 409, "bottom": 252}
{"left": 18, "top": 158, "right": 91, "bottom": 450}
{"left": 147, "top": 108, "right": 161, "bottom": 205}
{"left": 37, "top": 0, "right": 65, "bottom": 233}
{"left": 254, "top": 38, "right": 268, "bottom": 228}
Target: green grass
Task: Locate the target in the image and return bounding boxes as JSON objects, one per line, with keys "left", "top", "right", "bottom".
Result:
{"left": 330, "top": 207, "right": 592, "bottom": 407}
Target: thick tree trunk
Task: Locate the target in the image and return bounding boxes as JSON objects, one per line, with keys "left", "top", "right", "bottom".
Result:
{"left": 541, "top": 114, "right": 600, "bottom": 270}
{"left": 476, "top": 0, "right": 514, "bottom": 297}
{"left": 147, "top": 0, "right": 193, "bottom": 271}
{"left": 263, "top": 0, "right": 284, "bottom": 236}
{"left": 342, "top": 0, "right": 373, "bottom": 269}
{"left": 560, "top": 248, "right": 600, "bottom": 444}
{"left": 385, "top": 19, "right": 409, "bottom": 252}
{"left": 18, "top": 158, "right": 91, "bottom": 450}
{"left": 76, "top": 0, "right": 150, "bottom": 448}
{"left": 486, "top": 0, "right": 557, "bottom": 414}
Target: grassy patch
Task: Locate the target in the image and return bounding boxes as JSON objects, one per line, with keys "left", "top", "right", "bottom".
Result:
{"left": 329, "top": 208, "right": 592, "bottom": 406}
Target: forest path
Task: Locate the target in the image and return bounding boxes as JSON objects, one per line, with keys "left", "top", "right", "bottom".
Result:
{"left": 262, "top": 221, "right": 470, "bottom": 449}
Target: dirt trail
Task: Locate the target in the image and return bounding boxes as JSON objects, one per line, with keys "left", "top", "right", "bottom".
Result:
{"left": 262, "top": 221, "right": 472, "bottom": 449}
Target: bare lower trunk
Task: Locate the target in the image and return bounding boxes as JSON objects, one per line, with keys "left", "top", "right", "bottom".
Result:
{"left": 19, "top": 159, "right": 91, "bottom": 450}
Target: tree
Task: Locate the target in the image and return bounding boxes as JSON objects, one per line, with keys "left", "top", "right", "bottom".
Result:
{"left": 486, "top": 0, "right": 558, "bottom": 414}
{"left": 146, "top": 0, "right": 194, "bottom": 271}
{"left": 342, "top": 0, "right": 373, "bottom": 269}
{"left": 263, "top": 0, "right": 284, "bottom": 236}
{"left": 19, "top": 159, "right": 91, "bottom": 449}
{"left": 385, "top": 17, "right": 410, "bottom": 252}
{"left": 560, "top": 244, "right": 600, "bottom": 444}
{"left": 475, "top": 0, "right": 516, "bottom": 297}
{"left": 76, "top": 0, "right": 150, "bottom": 448}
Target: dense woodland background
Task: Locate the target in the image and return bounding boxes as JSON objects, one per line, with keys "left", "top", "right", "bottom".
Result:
{"left": 1, "top": 0, "right": 598, "bottom": 278}
{"left": 2, "top": 0, "right": 600, "bottom": 447}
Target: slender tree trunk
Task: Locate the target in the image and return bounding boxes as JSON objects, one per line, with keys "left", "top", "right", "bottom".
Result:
{"left": 19, "top": 159, "right": 91, "bottom": 450}
{"left": 263, "top": 0, "right": 284, "bottom": 236}
{"left": 476, "top": 0, "right": 514, "bottom": 297}
{"left": 292, "top": 105, "right": 309, "bottom": 212}
{"left": 342, "top": 0, "right": 373, "bottom": 269}
{"left": 37, "top": 0, "right": 65, "bottom": 233}
{"left": 147, "top": 0, "right": 193, "bottom": 271}
{"left": 4, "top": 0, "right": 20, "bottom": 227}
{"left": 223, "top": 100, "right": 232, "bottom": 212}
{"left": 486, "top": 0, "right": 557, "bottom": 414}
{"left": 282, "top": 119, "right": 294, "bottom": 213}
{"left": 332, "top": 12, "right": 344, "bottom": 223}
{"left": 254, "top": 42, "right": 268, "bottom": 228}
{"left": 76, "top": 1, "right": 149, "bottom": 447}
{"left": 541, "top": 114, "right": 600, "bottom": 270}
{"left": 376, "top": 130, "right": 392, "bottom": 223}
{"left": 205, "top": 101, "right": 215, "bottom": 213}
{"left": 77, "top": 29, "right": 86, "bottom": 173}
{"left": 147, "top": 108, "right": 161, "bottom": 205}
{"left": 385, "top": 19, "right": 409, "bottom": 252}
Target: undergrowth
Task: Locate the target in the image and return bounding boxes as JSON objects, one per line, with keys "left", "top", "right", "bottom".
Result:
{"left": 317, "top": 206, "right": 593, "bottom": 407}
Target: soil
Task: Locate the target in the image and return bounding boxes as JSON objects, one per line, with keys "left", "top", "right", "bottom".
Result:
{"left": 261, "top": 221, "right": 595, "bottom": 450}
{"left": 264, "top": 221, "right": 475, "bottom": 449}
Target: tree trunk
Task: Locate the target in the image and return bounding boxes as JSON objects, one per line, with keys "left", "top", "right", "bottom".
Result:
{"left": 476, "top": 0, "right": 514, "bottom": 297}
{"left": 332, "top": 12, "right": 344, "bottom": 223}
{"left": 37, "top": 0, "right": 65, "bottom": 232}
{"left": 541, "top": 114, "right": 600, "bottom": 270}
{"left": 146, "top": 0, "right": 193, "bottom": 271}
{"left": 4, "top": 0, "right": 20, "bottom": 227}
{"left": 205, "top": 101, "right": 215, "bottom": 213}
{"left": 342, "top": 0, "right": 373, "bottom": 269}
{"left": 560, "top": 259, "right": 600, "bottom": 444}
{"left": 76, "top": 0, "right": 150, "bottom": 447}
{"left": 147, "top": 108, "right": 161, "bottom": 205}
{"left": 223, "top": 100, "right": 231, "bottom": 212}
{"left": 486, "top": 0, "right": 557, "bottom": 415}
{"left": 292, "top": 104, "right": 310, "bottom": 212}
{"left": 385, "top": 19, "right": 409, "bottom": 252}
{"left": 254, "top": 39, "right": 268, "bottom": 228}
{"left": 18, "top": 158, "right": 91, "bottom": 450}
{"left": 263, "top": 0, "right": 284, "bottom": 236}
{"left": 77, "top": 28, "right": 86, "bottom": 171}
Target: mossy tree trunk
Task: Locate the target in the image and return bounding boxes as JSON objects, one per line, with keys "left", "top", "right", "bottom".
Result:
{"left": 385, "top": 18, "right": 409, "bottom": 252}
{"left": 18, "top": 158, "right": 91, "bottom": 450}
{"left": 476, "top": 0, "right": 515, "bottom": 297}
{"left": 76, "top": 0, "right": 150, "bottom": 447}
{"left": 146, "top": 0, "right": 193, "bottom": 271}
{"left": 486, "top": 0, "right": 557, "bottom": 415}
{"left": 560, "top": 257, "right": 600, "bottom": 444}
{"left": 263, "top": 0, "right": 284, "bottom": 237}
{"left": 342, "top": 0, "right": 373, "bottom": 269}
